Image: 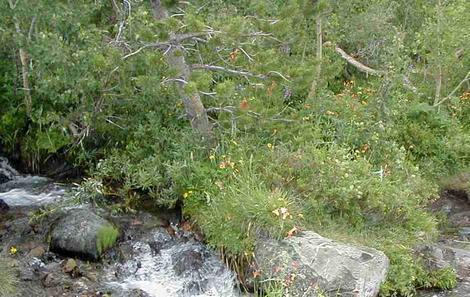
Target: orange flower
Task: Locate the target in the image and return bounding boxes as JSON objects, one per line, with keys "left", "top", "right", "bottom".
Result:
{"left": 239, "top": 99, "right": 249, "bottom": 110}
{"left": 287, "top": 226, "right": 298, "bottom": 237}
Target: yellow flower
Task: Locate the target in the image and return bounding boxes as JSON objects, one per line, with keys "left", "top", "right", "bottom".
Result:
{"left": 209, "top": 155, "right": 215, "bottom": 161}
{"left": 183, "top": 190, "right": 193, "bottom": 198}
{"left": 267, "top": 143, "right": 273, "bottom": 149}
{"left": 9, "top": 246, "right": 17, "bottom": 255}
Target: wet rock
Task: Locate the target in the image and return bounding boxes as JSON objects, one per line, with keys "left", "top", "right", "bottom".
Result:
{"left": 418, "top": 281, "right": 470, "bottom": 297}
{"left": 20, "top": 267, "right": 35, "bottom": 281}
{"left": 449, "top": 211, "right": 470, "bottom": 228}
{"left": 254, "top": 231, "right": 389, "bottom": 297}
{"left": 458, "top": 227, "right": 470, "bottom": 240}
{"left": 28, "top": 245, "right": 46, "bottom": 258}
{"left": 49, "top": 209, "right": 119, "bottom": 260}
{"left": 128, "top": 288, "right": 151, "bottom": 297}
{"left": 417, "top": 244, "right": 470, "bottom": 280}
{"left": 63, "top": 258, "right": 81, "bottom": 278}
{"left": 172, "top": 246, "right": 205, "bottom": 276}
{"left": 0, "top": 157, "right": 18, "bottom": 183}
{"left": 42, "top": 272, "right": 65, "bottom": 288}
{"left": 0, "top": 198, "right": 9, "bottom": 213}
{"left": 5, "top": 217, "right": 32, "bottom": 235}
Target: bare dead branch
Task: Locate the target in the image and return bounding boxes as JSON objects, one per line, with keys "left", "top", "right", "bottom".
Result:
{"left": 191, "top": 64, "right": 268, "bottom": 79}
{"left": 434, "top": 71, "right": 470, "bottom": 107}
{"left": 324, "top": 42, "right": 384, "bottom": 76}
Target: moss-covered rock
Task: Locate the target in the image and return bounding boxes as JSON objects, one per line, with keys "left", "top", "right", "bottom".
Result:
{"left": 49, "top": 209, "right": 119, "bottom": 260}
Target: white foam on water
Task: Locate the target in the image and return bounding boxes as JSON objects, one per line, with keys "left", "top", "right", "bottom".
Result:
{"left": 0, "top": 186, "right": 66, "bottom": 207}
{"left": 106, "top": 232, "right": 240, "bottom": 297}
{"left": 0, "top": 173, "right": 68, "bottom": 207}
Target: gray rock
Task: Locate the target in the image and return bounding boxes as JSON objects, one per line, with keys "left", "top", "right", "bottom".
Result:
{"left": 418, "top": 282, "right": 470, "bottom": 297}
{"left": 0, "top": 157, "right": 18, "bottom": 184}
{"left": 254, "top": 231, "right": 389, "bottom": 297}
{"left": 0, "top": 198, "right": 9, "bottom": 213}
{"left": 417, "top": 244, "right": 470, "bottom": 280}
{"left": 172, "top": 246, "right": 205, "bottom": 276}
{"left": 49, "top": 209, "right": 119, "bottom": 260}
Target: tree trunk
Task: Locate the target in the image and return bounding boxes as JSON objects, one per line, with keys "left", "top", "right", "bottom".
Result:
{"left": 434, "top": 0, "right": 443, "bottom": 106}
{"left": 9, "top": 1, "right": 32, "bottom": 116}
{"left": 308, "top": 14, "right": 322, "bottom": 99}
{"left": 149, "top": 0, "right": 213, "bottom": 141}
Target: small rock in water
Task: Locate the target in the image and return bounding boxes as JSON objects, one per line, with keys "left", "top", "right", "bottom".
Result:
{"left": 172, "top": 247, "right": 205, "bottom": 276}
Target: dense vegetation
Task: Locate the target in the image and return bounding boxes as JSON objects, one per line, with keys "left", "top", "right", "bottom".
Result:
{"left": 1, "top": 0, "right": 469, "bottom": 295}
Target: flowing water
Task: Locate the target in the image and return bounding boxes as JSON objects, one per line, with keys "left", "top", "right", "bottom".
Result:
{"left": 105, "top": 230, "right": 240, "bottom": 297}
{"left": 0, "top": 157, "right": 240, "bottom": 297}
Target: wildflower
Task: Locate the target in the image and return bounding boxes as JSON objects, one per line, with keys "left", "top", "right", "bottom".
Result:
{"left": 183, "top": 190, "right": 193, "bottom": 198}
{"left": 239, "top": 99, "right": 249, "bottom": 110}
{"left": 287, "top": 226, "right": 298, "bottom": 237}
{"left": 215, "top": 181, "right": 224, "bottom": 190}
{"left": 9, "top": 246, "right": 17, "bottom": 255}
{"left": 209, "top": 155, "right": 215, "bottom": 161}
{"left": 267, "top": 143, "right": 273, "bottom": 149}
{"left": 279, "top": 207, "right": 289, "bottom": 220}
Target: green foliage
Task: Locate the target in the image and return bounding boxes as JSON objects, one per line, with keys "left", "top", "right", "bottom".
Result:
{"left": 381, "top": 246, "right": 457, "bottom": 296}
{"left": 0, "top": 258, "right": 18, "bottom": 297}
{"left": 96, "top": 225, "right": 119, "bottom": 255}
{"left": 0, "top": 0, "right": 469, "bottom": 295}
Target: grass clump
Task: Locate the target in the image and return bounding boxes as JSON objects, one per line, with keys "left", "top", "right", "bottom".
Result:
{"left": 96, "top": 225, "right": 119, "bottom": 255}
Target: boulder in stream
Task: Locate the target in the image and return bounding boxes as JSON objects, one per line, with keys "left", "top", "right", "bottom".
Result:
{"left": 50, "top": 209, "right": 119, "bottom": 260}
{"left": 254, "top": 231, "right": 389, "bottom": 297}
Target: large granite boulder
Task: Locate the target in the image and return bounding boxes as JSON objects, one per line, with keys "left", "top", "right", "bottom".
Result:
{"left": 254, "top": 231, "right": 389, "bottom": 297}
{"left": 49, "top": 209, "right": 119, "bottom": 260}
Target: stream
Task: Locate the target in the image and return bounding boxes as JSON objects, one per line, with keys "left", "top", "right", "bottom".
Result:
{"left": 0, "top": 157, "right": 240, "bottom": 297}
